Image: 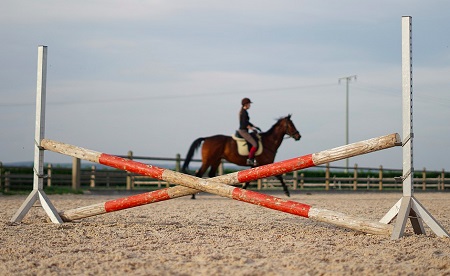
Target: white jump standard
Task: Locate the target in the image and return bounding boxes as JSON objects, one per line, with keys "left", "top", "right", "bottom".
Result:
{"left": 380, "top": 16, "right": 449, "bottom": 239}
{"left": 10, "top": 46, "right": 63, "bottom": 224}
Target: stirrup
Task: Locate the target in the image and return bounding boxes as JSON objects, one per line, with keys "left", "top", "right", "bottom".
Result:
{"left": 246, "top": 158, "right": 257, "bottom": 166}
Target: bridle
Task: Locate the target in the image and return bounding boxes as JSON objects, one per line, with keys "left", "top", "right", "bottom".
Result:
{"left": 283, "top": 117, "right": 300, "bottom": 139}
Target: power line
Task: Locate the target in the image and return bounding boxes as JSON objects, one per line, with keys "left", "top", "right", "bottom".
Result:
{"left": 354, "top": 84, "right": 450, "bottom": 107}
{"left": 3, "top": 82, "right": 450, "bottom": 107}
{"left": 0, "top": 83, "right": 336, "bottom": 107}
{"left": 352, "top": 84, "right": 400, "bottom": 97}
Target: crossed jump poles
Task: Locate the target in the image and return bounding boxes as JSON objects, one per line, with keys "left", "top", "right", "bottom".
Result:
{"left": 37, "top": 134, "right": 400, "bottom": 236}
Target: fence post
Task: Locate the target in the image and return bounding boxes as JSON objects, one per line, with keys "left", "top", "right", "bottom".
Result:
{"left": 325, "top": 163, "right": 330, "bottom": 190}
{"left": 437, "top": 170, "right": 441, "bottom": 191}
{"left": 175, "top": 153, "right": 181, "bottom": 172}
{"left": 292, "top": 171, "right": 298, "bottom": 190}
{"left": 126, "top": 150, "right": 133, "bottom": 190}
{"left": 422, "top": 167, "right": 426, "bottom": 191}
{"left": 72, "top": 157, "right": 81, "bottom": 190}
{"left": 5, "top": 171, "right": 10, "bottom": 193}
{"left": 443, "top": 169, "right": 447, "bottom": 190}
{"left": 378, "top": 165, "right": 383, "bottom": 191}
{"left": 90, "top": 165, "right": 96, "bottom": 188}
{"left": 353, "top": 164, "right": 358, "bottom": 190}
{"left": 300, "top": 173, "right": 304, "bottom": 189}
{"left": 47, "top": 163, "right": 52, "bottom": 187}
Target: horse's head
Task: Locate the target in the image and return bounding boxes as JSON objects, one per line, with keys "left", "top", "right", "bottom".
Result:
{"left": 282, "top": 114, "right": 301, "bottom": 141}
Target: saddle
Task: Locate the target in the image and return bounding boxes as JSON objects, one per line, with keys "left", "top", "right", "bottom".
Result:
{"left": 231, "top": 131, "right": 263, "bottom": 156}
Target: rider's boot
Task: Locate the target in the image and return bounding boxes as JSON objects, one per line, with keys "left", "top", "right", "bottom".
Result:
{"left": 246, "top": 146, "right": 258, "bottom": 166}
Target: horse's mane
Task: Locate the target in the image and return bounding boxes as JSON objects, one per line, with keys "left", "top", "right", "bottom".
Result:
{"left": 263, "top": 115, "right": 290, "bottom": 135}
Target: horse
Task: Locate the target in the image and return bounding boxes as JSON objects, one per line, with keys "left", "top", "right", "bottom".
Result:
{"left": 181, "top": 115, "right": 301, "bottom": 198}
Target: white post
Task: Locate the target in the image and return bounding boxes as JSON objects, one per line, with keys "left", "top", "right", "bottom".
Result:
{"left": 380, "top": 16, "right": 448, "bottom": 239}
{"left": 10, "top": 46, "right": 62, "bottom": 224}
{"left": 402, "top": 15, "right": 413, "bottom": 198}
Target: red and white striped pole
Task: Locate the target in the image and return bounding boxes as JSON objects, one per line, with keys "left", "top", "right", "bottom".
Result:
{"left": 42, "top": 133, "right": 399, "bottom": 235}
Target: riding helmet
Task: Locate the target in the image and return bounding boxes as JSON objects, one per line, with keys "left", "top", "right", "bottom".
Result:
{"left": 241, "top": 98, "right": 252, "bottom": 106}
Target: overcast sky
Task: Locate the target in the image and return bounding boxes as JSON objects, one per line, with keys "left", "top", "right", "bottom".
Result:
{"left": 1, "top": 1, "right": 450, "bottom": 172}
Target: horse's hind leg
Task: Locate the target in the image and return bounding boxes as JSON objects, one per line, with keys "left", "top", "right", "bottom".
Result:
{"left": 208, "top": 159, "right": 222, "bottom": 178}
{"left": 275, "top": 174, "right": 290, "bottom": 197}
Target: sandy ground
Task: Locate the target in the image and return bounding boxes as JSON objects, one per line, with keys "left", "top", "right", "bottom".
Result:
{"left": 1, "top": 191, "right": 449, "bottom": 276}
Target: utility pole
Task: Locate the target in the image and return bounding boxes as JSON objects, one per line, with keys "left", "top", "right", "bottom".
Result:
{"left": 338, "top": 75, "right": 357, "bottom": 172}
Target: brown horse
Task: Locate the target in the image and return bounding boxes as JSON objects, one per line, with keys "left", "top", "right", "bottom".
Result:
{"left": 181, "top": 115, "right": 301, "bottom": 198}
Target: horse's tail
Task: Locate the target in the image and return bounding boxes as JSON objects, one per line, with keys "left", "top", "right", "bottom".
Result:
{"left": 181, "top": 137, "right": 205, "bottom": 173}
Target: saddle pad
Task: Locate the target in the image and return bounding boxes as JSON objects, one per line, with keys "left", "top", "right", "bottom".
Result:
{"left": 231, "top": 135, "right": 263, "bottom": 156}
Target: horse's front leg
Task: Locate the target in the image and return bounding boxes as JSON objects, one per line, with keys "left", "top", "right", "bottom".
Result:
{"left": 242, "top": 182, "right": 250, "bottom": 189}
{"left": 275, "top": 175, "right": 290, "bottom": 197}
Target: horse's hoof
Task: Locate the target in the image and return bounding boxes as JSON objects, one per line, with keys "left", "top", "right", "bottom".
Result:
{"left": 285, "top": 192, "right": 290, "bottom": 197}
{"left": 191, "top": 195, "right": 196, "bottom": 200}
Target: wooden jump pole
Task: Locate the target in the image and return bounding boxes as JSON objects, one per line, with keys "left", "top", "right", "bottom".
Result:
{"left": 42, "top": 133, "right": 400, "bottom": 235}
{"left": 54, "top": 133, "right": 399, "bottom": 222}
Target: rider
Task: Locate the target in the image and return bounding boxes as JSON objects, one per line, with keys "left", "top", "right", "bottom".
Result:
{"left": 238, "top": 98, "right": 260, "bottom": 166}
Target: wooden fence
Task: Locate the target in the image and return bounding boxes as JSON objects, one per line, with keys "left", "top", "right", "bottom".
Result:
{"left": 1, "top": 156, "right": 448, "bottom": 193}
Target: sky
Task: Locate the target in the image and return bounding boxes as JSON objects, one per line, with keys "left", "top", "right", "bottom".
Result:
{"left": 1, "top": 1, "right": 450, "bottom": 172}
